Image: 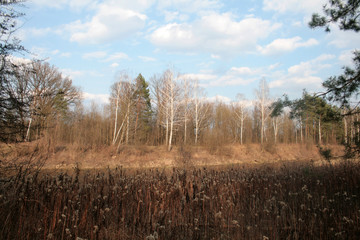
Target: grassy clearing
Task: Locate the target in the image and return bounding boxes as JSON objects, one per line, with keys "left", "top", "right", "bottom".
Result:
{"left": 1, "top": 160, "right": 359, "bottom": 239}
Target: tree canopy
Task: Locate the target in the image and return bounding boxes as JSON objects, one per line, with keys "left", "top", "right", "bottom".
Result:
{"left": 309, "top": 0, "right": 360, "bottom": 158}
{"left": 309, "top": 0, "right": 360, "bottom": 32}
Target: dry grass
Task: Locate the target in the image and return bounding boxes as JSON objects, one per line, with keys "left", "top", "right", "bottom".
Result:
{"left": 15, "top": 143, "right": 341, "bottom": 170}
{"left": 1, "top": 159, "right": 359, "bottom": 239}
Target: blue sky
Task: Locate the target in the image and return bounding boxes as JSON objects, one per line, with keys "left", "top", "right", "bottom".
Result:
{"left": 18, "top": 0, "right": 360, "bottom": 104}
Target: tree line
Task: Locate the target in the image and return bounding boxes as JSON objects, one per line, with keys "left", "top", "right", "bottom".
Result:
{"left": 14, "top": 67, "right": 351, "bottom": 149}
{"left": 1, "top": 0, "right": 360, "bottom": 159}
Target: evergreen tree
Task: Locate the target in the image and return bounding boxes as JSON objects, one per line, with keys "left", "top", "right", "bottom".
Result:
{"left": 133, "top": 73, "right": 152, "bottom": 143}
{"left": 0, "top": 0, "right": 28, "bottom": 141}
{"left": 309, "top": 0, "right": 360, "bottom": 157}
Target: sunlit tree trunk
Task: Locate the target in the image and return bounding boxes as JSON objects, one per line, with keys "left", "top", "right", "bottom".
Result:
{"left": 255, "top": 78, "right": 271, "bottom": 146}
{"left": 182, "top": 77, "right": 192, "bottom": 144}
{"left": 343, "top": 109, "right": 348, "bottom": 144}
{"left": 193, "top": 79, "right": 209, "bottom": 145}
{"left": 318, "top": 117, "right": 322, "bottom": 145}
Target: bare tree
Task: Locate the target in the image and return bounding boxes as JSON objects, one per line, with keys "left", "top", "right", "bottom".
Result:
{"left": 26, "top": 61, "right": 80, "bottom": 141}
{"left": 152, "top": 69, "right": 181, "bottom": 151}
{"left": 164, "top": 70, "right": 180, "bottom": 151}
{"left": 193, "top": 79, "right": 210, "bottom": 145}
{"left": 181, "top": 76, "right": 193, "bottom": 144}
{"left": 233, "top": 94, "right": 248, "bottom": 145}
{"left": 255, "top": 78, "right": 272, "bottom": 145}
{"left": 110, "top": 71, "right": 134, "bottom": 146}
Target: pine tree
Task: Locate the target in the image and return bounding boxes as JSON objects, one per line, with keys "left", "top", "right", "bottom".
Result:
{"left": 309, "top": 0, "right": 360, "bottom": 157}
{"left": 133, "top": 74, "right": 152, "bottom": 144}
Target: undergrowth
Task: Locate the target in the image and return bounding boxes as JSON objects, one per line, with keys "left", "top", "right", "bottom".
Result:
{"left": 0, "top": 161, "right": 359, "bottom": 239}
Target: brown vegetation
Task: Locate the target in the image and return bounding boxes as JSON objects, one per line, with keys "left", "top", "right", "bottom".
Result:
{"left": 1, "top": 160, "right": 359, "bottom": 239}
{"left": 1, "top": 141, "right": 344, "bottom": 170}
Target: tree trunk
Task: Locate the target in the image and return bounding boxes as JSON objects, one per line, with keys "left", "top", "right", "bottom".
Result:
{"left": 25, "top": 118, "right": 32, "bottom": 142}
{"left": 318, "top": 117, "right": 322, "bottom": 145}
{"left": 168, "top": 80, "right": 174, "bottom": 151}
{"left": 112, "top": 93, "right": 119, "bottom": 145}
{"left": 126, "top": 102, "right": 130, "bottom": 145}
{"left": 240, "top": 117, "right": 244, "bottom": 145}
{"left": 344, "top": 111, "right": 348, "bottom": 144}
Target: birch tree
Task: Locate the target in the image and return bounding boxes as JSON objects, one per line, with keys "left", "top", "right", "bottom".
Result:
{"left": 233, "top": 94, "right": 248, "bottom": 145}
{"left": 181, "top": 76, "right": 193, "bottom": 144}
{"left": 193, "top": 79, "right": 210, "bottom": 145}
{"left": 110, "top": 71, "right": 134, "bottom": 146}
{"left": 153, "top": 69, "right": 181, "bottom": 151}
{"left": 255, "top": 78, "right": 272, "bottom": 145}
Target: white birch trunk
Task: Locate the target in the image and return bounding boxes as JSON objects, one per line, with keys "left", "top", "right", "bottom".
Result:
{"left": 318, "top": 117, "right": 322, "bottom": 145}
{"left": 25, "top": 118, "right": 32, "bottom": 142}
{"left": 126, "top": 102, "right": 130, "bottom": 145}
{"left": 168, "top": 75, "right": 174, "bottom": 151}
{"left": 240, "top": 114, "right": 244, "bottom": 145}
{"left": 112, "top": 87, "right": 119, "bottom": 145}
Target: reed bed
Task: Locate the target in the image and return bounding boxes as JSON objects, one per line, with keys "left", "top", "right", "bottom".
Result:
{"left": 0, "top": 161, "right": 359, "bottom": 239}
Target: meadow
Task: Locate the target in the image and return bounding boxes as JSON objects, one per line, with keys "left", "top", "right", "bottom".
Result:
{"left": 1, "top": 160, "right": 359, "bottom": 240}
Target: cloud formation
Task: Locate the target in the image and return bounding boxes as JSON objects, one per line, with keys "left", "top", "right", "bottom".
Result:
{"left": 68, "top": 4, "right": 147, "bottom": 44}
{"left": 258, "top": 37, "right": 318, "bottom": 55}
{"left": 269, "top": 54, "right": 335, "bottom": 90}
{"left": 82, "top": 92, "right": 110, "bottom": 104}
{"left": 150, "top": 12, "right": 281, "bottom": 56}
{"left": 263, "top": 0, "right": 325, "bottom": 14}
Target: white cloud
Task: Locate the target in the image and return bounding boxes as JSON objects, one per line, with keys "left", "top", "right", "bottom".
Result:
{"left": 83, "top": 51, "right": 108, "bottom": 59}
{"left": 8, "top": 56, "right": 32, "bottom": 65}
{"left": 211, "top": 54, "right": 221, "bottom": 59}
{"left": 269, "top": 54, "right": 335, "bottom": 90}
{"left": 258, "top": 37, "right": 318, "bottom": 55}
{"left": 150, "top": 12, "right": 281, "bottom": 56}
{"left": 22, "top": 27, "right": 52, "bottom": 40}
{"left": 212, "top": 66, "right": 263, "bottom": 86}
{"left": 105, "top": 52, "right": 129, "bottom": 62}
{"left": 68, "top": 3, "right": 147, "bottom": 44}
{"left": 30, "top": 47, "right": 65, "bottom": 59}
{"left": 60, "top": 52, "right": 72, "bottom": 57}
{"left": 288, "top": 54, "right": 334, "bottom": 76}
{"left": 82, "top": 51, "right": 129, "bottom": 62}
{"left": 110, "top": 0, "right": 156, "bottom": 12}
{"left": 157, "top": 0, "right": 221, "bottom": 13}
{"left": 292, "top": 21, "right": 302, "bottom": 27}
{"left": 138, "top": 56, "right": 156, "bottom": 62}
{"left": 230, "top": 67, "right": 254, "bottom": 75}
{"left": 82, "top": 92, "right": 110, "bottom": 104}
{"left": 214, "top": 73, "right": 256, "bottom": 86}
{"left": 206, "top": 95, "right": 232, "bottom": 103}
{"left": 263, "top": 0, "right": 325, "bottom": 14}
{"left": 110, "top": 63, "right": 119, "bottom": 68}
{"left": 163, "top": 11, "right": 189, "bottom": 22}
{"left": 30, "top": 0, "right": 96, "bottom": 10}
{"left": 268, "top": 63, "right": 280, "bottom": 70}
{"left": 181, "top": 73, "right": 217, "bottom": 82}
{"left": 338, "top": 50, "right": 355, "bottom": 66}
{"left": 61, "top": 68, "right": 85, "bottom": 79}
{"left": 327, "top": 25, "right": 360, "bottom": 49}
{"left": 187, "top": 66, "right": 260, "bottom": 87}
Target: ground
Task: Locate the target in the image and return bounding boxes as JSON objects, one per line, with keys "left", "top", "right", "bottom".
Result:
{"left": 0, "top": 141, "right": 345, "bottom": 170}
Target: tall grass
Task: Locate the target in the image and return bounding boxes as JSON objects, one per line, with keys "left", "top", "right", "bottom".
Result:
{"left": 0, "top": 161, "right": 359, "bottom": 239}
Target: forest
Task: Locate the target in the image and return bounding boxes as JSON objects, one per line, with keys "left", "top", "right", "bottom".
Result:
{"left": 0, "top": 55, "right": 357, "bottom": 155}
{"left": 0, "top": 2, "right": 359, "bottom": 159}
{"left": 1, "top": 1, "right": 360, "bottom": 239}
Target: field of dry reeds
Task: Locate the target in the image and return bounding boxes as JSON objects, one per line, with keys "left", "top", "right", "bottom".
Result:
{"left": 1, "top": 161, "right": 359, "bottom": 239}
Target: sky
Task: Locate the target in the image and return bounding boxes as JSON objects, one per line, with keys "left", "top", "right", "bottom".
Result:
{"left": 17, "top": 0, "right": 360, "bottom": 104}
